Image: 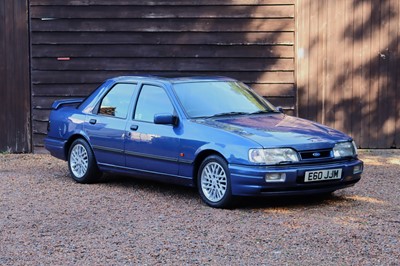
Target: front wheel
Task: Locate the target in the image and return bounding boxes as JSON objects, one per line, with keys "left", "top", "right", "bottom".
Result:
{"left": 197, "top": 155, "right": 233, "bottom": 208}
{"left": 68, "top": 139, "right": 101, "bottom": 183}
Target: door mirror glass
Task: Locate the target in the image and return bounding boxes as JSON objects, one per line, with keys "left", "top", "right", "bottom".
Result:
{"left": 154, "top": 114, "right": 178, "bottom": 126}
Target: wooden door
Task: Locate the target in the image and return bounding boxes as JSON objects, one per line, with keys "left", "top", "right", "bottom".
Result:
{"left": 0, "top": 0, "right": 31, "bottom": 152}
{"left": 296, "top": 0, "right": 400, "bottom": 148}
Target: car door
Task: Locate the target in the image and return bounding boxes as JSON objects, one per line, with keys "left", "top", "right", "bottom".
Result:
{"left": 125, "top": 84, "right": 180, "bottom": 176}
{"left": 84, "top": 83, "right": 138, "bottom": 167}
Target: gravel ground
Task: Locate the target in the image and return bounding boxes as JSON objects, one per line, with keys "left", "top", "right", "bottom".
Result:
{"left": 1, "top": 150, "right": 399, "bottom": 265}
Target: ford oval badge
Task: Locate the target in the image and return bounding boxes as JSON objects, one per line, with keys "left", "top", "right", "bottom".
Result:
{"left": 313, "top": 152, "right": 321, "bottom": 157}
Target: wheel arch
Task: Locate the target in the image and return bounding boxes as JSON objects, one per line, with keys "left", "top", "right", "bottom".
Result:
{"left": 64, "top": 134, "right": 91, "bottom": 160}
{"left": 192, "top": 149, "right": 227, "bottom": 187}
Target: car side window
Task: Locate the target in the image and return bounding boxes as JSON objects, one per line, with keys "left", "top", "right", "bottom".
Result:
{"left": 134, "top": 85, "right": 174, "bottom": 122}
{"left": 98, "top": 83, "right": 136, "bottom": 119}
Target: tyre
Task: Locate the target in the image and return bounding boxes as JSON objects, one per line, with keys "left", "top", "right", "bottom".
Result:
{"left": 197, "top": 155, "right": 233, "bottom": 208}
{"left": 68, "top": 139, "right": 101, "bottom": 183}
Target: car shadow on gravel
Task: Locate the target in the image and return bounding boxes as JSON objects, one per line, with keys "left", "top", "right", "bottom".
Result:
{"left": 100, "top": 173, "right": 199, "bottom": 200}
{"left": 235, "top": 193, "right": 346, "bottom": 210}
{"left": 98, "top": 173, "right": 351, "bottom": 210}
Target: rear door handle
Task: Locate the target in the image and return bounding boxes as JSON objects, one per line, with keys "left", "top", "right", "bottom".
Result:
{"left": 130, "top": 125, "right": 139, "bottom": 131}
{"left": 89, "top": 119, "right": 97, "bottom": 125}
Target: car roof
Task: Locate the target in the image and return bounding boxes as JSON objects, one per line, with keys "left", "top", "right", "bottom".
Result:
{"left": 108, "top": 75, "right": 237, "bottom": 85}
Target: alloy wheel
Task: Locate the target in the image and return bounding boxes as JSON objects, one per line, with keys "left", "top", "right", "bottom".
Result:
{"left": 200, "top": 161, "right": 228, "bottom": 202}
{"left": 69, "top": 144, "right": 89, "bottom": 178}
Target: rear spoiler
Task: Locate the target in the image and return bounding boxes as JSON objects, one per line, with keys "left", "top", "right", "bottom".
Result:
{"left": 51, "top": 98, "right": 84, "bottom": 110}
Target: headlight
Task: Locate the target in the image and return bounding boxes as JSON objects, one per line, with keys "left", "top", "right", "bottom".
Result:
{"left": 333, "top": 141, "right": 357, "bottom": 158}
{"left": 249, "top": 148, "right": 299, "bottom": 165}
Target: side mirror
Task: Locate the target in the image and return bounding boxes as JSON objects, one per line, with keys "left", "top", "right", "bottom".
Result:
{"left": 154, "top": 113, "right": 179, "bottom": 126}
{"left": 276, "top": 106, "right": 284, "bottom": 113}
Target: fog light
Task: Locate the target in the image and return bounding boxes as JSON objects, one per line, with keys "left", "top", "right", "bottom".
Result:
{"left": 265, "top": 173, "right": 286, "bottom": 182}
{"left": 353, "top": 164, "right": 363, "bottom": 174}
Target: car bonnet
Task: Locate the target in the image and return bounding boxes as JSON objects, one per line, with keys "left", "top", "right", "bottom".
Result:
{"left": 194, "top": 113, "right": 351, "bottom": 150}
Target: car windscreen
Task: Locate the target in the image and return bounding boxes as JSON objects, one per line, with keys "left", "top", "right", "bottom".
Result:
{"left": 172, "top": 81, "right": 277, "bottom": 118}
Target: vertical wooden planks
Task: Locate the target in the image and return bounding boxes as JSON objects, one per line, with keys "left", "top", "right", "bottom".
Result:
{"left": 296, "top": 0, "right": 400, "bottom": 148}
{"left": 16, "top": 0, "right": 32, "bottom": 152}
{"left": 360, "top": 0, "right": 372, "bottom": 148}
{"left": 351, "top": 0, "right": 364, "bottom": 148}
{"left": 342, "top": 0, "right": 354, "bottom": 136}
{"left": 308, "top": 0, "right": 319, "bottom": 123}
{"left": 296, "top": 0, "right": 310, "bottom": 119}
{"left": 0, "top": 0, "right": 7, "bottom": 151}
{"left": 386, "top": 0, "right": 399, "bottom": 148}
{"left": 368, "top": 0, "right": 381, "bottom": 148}
{"left": 333, "top": 0, "right": 351, "bottom": 134}
{"left": 378, "top": 0, "right": 390, "bottom": 148}
{"left": 395, "top": 0, "right": 400, "bottom": 148}
{"left": 324, "top": 0, "right": 336, "bottom": 130}
{"left": 0, "top": 0, "right": 31, "bottom": 153}
{"left": 317, "top": 0, "right": 328, "bottom": 126}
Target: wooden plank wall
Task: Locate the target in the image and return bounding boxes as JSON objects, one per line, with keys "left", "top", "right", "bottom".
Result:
{"left": 297, "top": 0, "right": 400, "bottom": 148}
{"left": 0, "top": 0, "right": 31, "bottom": 152}
{"left": 30, "top": 0, "right": 295, "bottom": 150}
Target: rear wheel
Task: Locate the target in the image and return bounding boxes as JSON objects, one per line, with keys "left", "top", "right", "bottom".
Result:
{"left": 197, "top": 155, "right": 233, "bottom": 208}
{"left": 68, "top": 139, "right": 101, "bottom": 183}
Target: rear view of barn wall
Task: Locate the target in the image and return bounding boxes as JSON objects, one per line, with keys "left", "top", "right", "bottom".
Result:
{"left": 30, "top": 0, "right": 295, "bottom": 151}
{"left": 297, "top": 0, "right": 400, "bottom": 148}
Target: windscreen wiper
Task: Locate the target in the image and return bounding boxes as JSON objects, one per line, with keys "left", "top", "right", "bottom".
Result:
{"left": 205, "top": 111, "right": 250, "bottom": 118}
{"left": 195, "top": 110, "right": 276, "bottom": 119}
{"left": 249, "top": 110, "right": 280, "bottom": 115}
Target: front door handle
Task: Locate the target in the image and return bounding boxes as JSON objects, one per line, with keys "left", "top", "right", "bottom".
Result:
{"left": 89, "top": 119, "right": 97, "bottom": 125}
{"left": 130, "top": 125, "right": 139, "bottom": 131}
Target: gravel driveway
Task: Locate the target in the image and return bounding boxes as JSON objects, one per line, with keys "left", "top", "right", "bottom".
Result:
{"left": 1, "top": 150, "right": 399, "bottom": 265}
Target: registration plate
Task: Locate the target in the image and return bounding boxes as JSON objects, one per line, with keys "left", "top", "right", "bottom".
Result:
{"left": 304, "top": 169, "right": 342, "bottom": 182}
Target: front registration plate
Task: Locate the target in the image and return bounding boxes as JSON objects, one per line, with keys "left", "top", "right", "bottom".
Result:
{"left": 304, "top": 169, "right": 342, "bottom": 182}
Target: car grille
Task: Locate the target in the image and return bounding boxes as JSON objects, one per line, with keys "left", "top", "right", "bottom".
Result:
{"left": 299, "top": 149, "right": 333, "bottom": 161}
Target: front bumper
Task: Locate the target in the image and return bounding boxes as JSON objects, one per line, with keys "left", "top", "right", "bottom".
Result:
{"left": 229, "top": 159, "right": 363, "bottom": 196}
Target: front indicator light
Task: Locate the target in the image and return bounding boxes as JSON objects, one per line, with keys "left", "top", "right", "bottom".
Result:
{"left": 265, "top": 173, "right": 286, "bottom": 183}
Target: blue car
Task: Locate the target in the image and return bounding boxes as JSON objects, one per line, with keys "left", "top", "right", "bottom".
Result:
{"left": 45, "top": 76, "right": 363, "bottom": 208}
